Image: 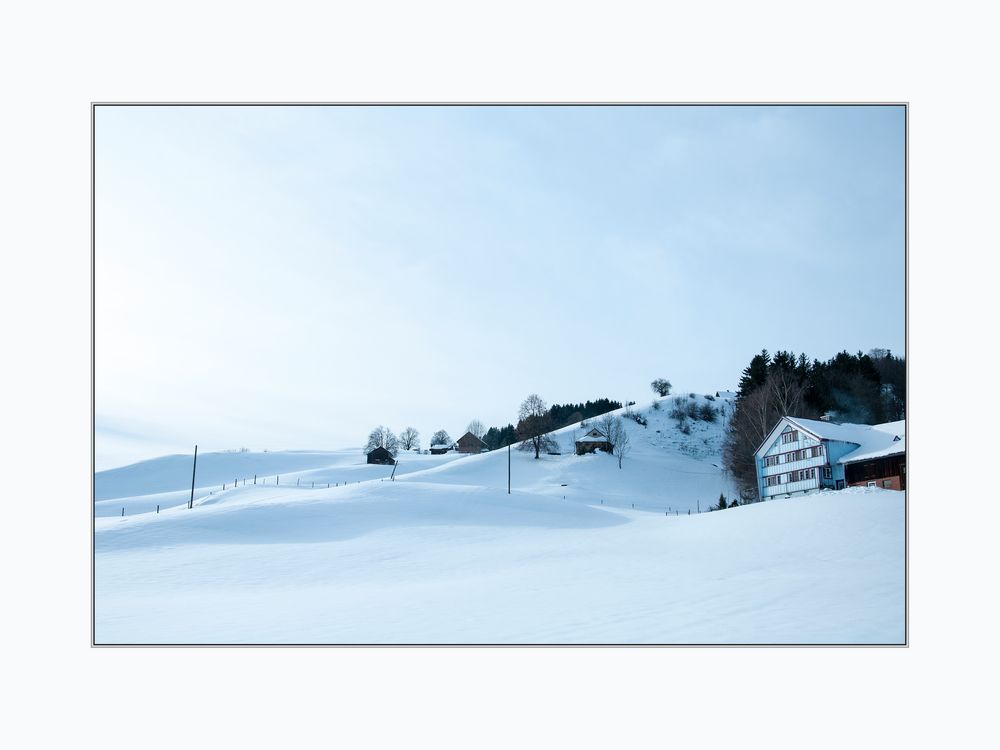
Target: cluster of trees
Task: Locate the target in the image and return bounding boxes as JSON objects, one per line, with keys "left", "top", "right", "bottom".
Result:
{"left": 365, "top": 425, "right": 456, "bottom": 455}
{"left": 475, "top": 395, "right": 624, "bottom": 456}
{"left": 548, "top": 398, "right": 623, "bottom": 429}
{"left": 511, "top": 394, "right": 634, "bottom": 467}
{"left": 366, "top": 392, "right": 630, "bottom": 461}
{"left": 482, "top": 424, "right": 518, "bottom": 451}
{"left": 723, "top": 348, "right": 906, "bottom": 501}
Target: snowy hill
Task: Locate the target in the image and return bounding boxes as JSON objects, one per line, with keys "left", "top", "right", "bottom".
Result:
{"left": 95, "top": 448, "right": 465, "bottom": 509}
{"left": 94, "top": 393, "right": 905, "bottom": 644}
{"left": 95, "top": 393, "right": 735, "bottom": 514}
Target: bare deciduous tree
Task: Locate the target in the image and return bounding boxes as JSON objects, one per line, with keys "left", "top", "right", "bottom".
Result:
{"left": 430, "top": 430, "right": 452, "bottom": 447}
{"left": 517, "top": 393, "right": 555, "bottom": 459}
{"left": 596, "top": 413, "right": 619, "bottom": 452}
{"left": 365, "top": 426, "right": 400, "bottom": 456}
{"left": 651, "top": 378, "right": 672, "bottom": 397}
{"left": 614, "top": 424, "right": 631, "bottom": 468}
{"left": 466, "top": 419, "right": 486, "bottom": 439}
{"left": 398, "top": 426, "right": 420, "bottom": 451}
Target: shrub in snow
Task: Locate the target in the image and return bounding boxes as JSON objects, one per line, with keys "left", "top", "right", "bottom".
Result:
{"left": 698, "top": 403, "right": 717, "bottom": 422}
{"left": 651, "top": 399, "right": 661, "bottom": 411}
{"left": 669, "top": 397, "right": 688, "bottom": 422}
{"left": 680, "top": 422, "right": 691, "bottom": 435}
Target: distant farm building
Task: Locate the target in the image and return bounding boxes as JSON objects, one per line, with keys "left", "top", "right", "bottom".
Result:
{"left": 575, "top": 428, "right": 612, "bottom": 455}
{"left": 366, "top": 446, "right": 396, "bottom": 465}
{"left": 429, "top": 444, "right": 453, "bottom": 455}
{"left": 755, "top": 416, "right": 906, "bottom": 499}
{"left": 456, "top": 432, "right": 488, "bottom": 454}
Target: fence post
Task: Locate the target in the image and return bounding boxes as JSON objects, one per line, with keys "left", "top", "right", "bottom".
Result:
{"left": 189, "top": 444, "right": 198, "bottom": 510}
{"left": 121, "top": 507, "right": 124, "bottom": 517}
{"left": 254, "top": 474, "right": 256, "bottom": 485}
{"left": 156, "top": 505, "right": 159, "bottom": 514}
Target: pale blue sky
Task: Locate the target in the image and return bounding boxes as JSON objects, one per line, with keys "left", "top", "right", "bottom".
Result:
{"left": 95, "top": 105, "right": 904, "bottom": 469}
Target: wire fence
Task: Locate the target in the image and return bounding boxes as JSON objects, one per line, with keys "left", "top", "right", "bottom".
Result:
{"left": 111, "top": 469, "right": 739, "bottom": 519}
{"left": 580, "top": 496, "right": 722, "bottom": 516}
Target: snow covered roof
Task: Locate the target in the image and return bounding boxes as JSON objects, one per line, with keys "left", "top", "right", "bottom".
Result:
{"left": 872, "top": 420, "right": 906, "bottom": 436}
{"left": 577, "top": 435, "right": 611, "bottom": 443}
{"left": 840, "top": 437, "right": 906, "bottom": 464}
{"left": 430, "top": 444, "right": 452, "bottom": 450}
{"left": 782, "top": 416, "right": 905, "bottom": 464}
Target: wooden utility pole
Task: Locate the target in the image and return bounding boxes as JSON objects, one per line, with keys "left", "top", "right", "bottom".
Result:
{"left": 188, "top": 445, "right": 198, "bottom": 509}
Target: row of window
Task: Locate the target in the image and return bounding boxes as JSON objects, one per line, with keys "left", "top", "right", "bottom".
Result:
{"left": 765, "top": 468, "right": 818, "bottom": 487}
{"left": 764, "top": 445, "right": 823, "bottom": 467}
{"left": 780, "top": 430, "right": 799, "bottom": 444}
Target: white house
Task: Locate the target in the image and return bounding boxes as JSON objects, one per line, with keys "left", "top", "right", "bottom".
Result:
{"left": 755, "top": 416, "right": 906, "bottom": 499}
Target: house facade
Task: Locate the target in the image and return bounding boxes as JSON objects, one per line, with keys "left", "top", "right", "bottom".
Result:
{"left": 755, "top": 416, "right": 905, "bottom": 499}
{"left": 456, "top": 432, "right": 488, "bottom": 454}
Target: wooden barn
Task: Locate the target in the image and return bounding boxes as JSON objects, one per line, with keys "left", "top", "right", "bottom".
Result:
{"left": 456, "top": 432, "right": 487, "bottom": 454}
{"left": 366, "top": 446, "right": 396, "bottom": 465}
{"left": 575, "top": 428, "right": 612, "bottom": 455}
{"left": 429, "top": 444, "right": 452, "bottom": 455}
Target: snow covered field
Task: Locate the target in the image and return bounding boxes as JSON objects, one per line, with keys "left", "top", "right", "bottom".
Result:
{"left": 94, "top": 396, "right": 905, "bottom": 644}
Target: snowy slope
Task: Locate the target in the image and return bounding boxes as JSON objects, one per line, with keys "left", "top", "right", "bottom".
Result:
{"left": 94, "top": 447, "right": 465, "bottom": 512}
{"left": 94, "top": 393, "right": 905, "bottom": 644}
